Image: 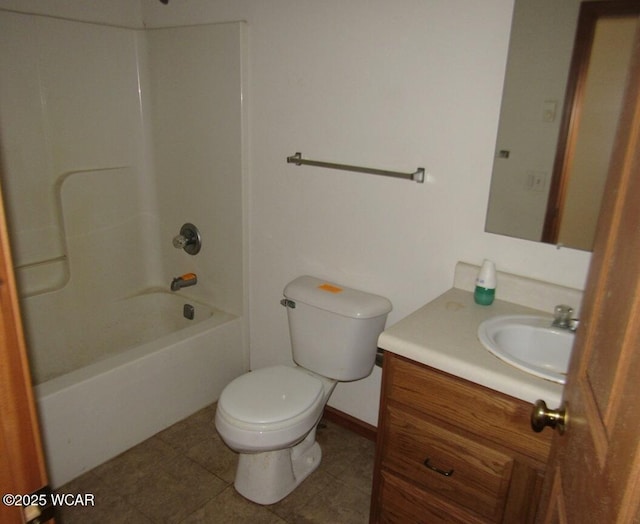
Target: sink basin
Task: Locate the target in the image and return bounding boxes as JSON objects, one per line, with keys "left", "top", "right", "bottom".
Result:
{"left": 477, "top": 315, "right": 574, "bottom": 384}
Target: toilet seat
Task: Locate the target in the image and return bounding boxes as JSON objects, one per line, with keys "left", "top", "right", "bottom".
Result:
{"left": 220, "top": 365, "right": 324, "bottom": 426}
{"left": 216, "top": 365, "right": 327, "bottom": 452}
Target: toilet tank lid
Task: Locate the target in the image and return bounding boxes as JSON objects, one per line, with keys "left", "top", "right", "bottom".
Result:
{"left": 284, "top": 276, "right": 392, "bottom": 319}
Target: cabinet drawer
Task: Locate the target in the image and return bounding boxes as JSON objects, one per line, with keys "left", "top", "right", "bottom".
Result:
{"left": 382, "top": 406, "right": 513, "bottom": 521}
{"left": 386, "top": 354, "right": 551, "bottom": 462}
{"left": 378, "top": 470, "right": 489, "bottom": 524}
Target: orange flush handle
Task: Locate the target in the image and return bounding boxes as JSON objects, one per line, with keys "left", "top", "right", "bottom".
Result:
{"left": 318, "top": 283, "right": 343, "bottom": 293}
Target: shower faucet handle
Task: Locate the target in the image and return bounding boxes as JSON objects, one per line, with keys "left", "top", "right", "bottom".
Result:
{"left": 173, "top": 223, "right": 202, "bottom": 255}
{"left": 173, "top": 235, "right": 188, "bottom": 249}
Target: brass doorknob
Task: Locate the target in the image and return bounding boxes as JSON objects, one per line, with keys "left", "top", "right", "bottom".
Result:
{"left": 531, "top": 399, "right": 567, "bottom": 434}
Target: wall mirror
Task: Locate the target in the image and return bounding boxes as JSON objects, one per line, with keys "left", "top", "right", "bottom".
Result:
{"left": 485, "top": 0, "right": 639, "bottom": 251}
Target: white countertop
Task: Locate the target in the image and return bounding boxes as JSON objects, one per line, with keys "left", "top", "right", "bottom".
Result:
{"left": 378, "top": 288, "right": 564, "bottom": 406}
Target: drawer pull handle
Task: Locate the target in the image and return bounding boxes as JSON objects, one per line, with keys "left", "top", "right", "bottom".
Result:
{"left": 423, "top": 458, "right": 454, "bottom": 477}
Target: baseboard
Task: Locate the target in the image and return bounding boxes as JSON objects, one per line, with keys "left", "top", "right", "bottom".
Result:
{"left": 322, "top": 406, "right": 377, "bottom": 442}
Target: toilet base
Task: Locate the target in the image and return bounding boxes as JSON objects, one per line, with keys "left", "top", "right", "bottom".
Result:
{"left": 234, "top": 428, "right": 322, "bottom": 505}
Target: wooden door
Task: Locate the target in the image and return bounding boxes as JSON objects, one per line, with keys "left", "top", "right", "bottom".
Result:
{"left": 0, "top": 179, "right": 52, "bottom": 522}
{"left": 538, "top": 17, "right": 640, "bottom": 523}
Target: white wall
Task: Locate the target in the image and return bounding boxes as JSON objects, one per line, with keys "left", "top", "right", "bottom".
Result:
{"left": 2, "top": 0, "right": 593, "bottom": 426}
{"left": 0, "top": 0, "right": 142, "bottom": 27}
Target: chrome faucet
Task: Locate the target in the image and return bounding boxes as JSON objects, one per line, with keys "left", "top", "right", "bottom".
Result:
{"left": 552, "top": 304, "right": 579, "bottom": 332}
{"left": 171, "top": 273, "right": 197, "bottom": 291}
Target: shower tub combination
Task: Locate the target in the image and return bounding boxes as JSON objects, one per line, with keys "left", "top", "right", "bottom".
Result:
{"left": 0, "top": 11, "right": 248, "bottom": 488}
{"left": 31, "top": 292, "right": 243, "bottom": 488}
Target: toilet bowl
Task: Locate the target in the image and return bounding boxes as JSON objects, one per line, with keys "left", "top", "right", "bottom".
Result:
{"left": 215, "top": 365, "right": 334, "bottom": 452}
{"left": 215, "top": 365, "right": 336, "bottom": 504}
{"left": 215, "top": 276, "right": 391, "bottom": 505}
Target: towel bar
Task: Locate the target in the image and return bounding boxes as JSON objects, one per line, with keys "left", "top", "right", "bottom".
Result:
{"left": 286, "top": 152, "right": 424, "bottom": 183}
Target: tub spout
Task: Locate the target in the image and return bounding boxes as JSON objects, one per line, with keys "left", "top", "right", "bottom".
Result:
{"left": 171, "top": 273, "right": 197, "bottom": 291}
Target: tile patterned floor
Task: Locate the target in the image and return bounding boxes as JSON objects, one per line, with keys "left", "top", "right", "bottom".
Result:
{"left": 55, "top": 403, "right": 375, "bottom": 523}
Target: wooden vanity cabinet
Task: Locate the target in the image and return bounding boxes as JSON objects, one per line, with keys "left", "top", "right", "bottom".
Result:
{"left": 370, "top": 353, "right": 553, "bottom": 523}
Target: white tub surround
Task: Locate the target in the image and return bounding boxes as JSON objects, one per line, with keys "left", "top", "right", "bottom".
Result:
{"left": 378, "top": 262, "right": 583, "bottom": 407}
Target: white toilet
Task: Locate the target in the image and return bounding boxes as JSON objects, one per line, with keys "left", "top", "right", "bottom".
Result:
{"left": 215, "top": 275, "right": 392, "bottom": 505}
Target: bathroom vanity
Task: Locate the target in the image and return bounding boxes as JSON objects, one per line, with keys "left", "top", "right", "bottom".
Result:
{"left": 370, "top": 264, "right": 581, "bottom": 523}
{"left": 371, "top": 352, "right": 552, "bottom": 523}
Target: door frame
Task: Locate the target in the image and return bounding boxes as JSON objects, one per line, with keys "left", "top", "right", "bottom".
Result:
{"left": 0, "top": 179, "right": 51, "bottom": 522}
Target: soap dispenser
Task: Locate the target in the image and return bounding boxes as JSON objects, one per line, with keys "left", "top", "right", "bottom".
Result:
{"left": 474, "top": 259, "right": 496, "bottom": 305}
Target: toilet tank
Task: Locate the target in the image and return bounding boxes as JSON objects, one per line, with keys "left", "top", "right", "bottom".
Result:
{"left": 283, "top": 276, "right": 392, "bottom": 381}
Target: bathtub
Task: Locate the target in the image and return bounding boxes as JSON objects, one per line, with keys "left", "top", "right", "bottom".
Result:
{"left": 32, "top": 291, "right": 246, "bottom": 488}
